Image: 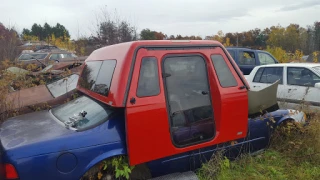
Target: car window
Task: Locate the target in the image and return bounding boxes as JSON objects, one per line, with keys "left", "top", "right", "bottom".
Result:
{"left": 254, "top": 67, "right": 283, "bottom": 84}
{"left": 51, "top": 95, "right": 115, "bottom": 130}
{"left": 253, "top": 67, "right": 264, "bottom": 82}
{"left": 19, "top": 53, "right": 48, "bottom": 60}
{"left": 47, "top": 74, "right": 79, "bottom": 98}
{"left": 137, "top": 57, "right": 160, "bottom": 97}
{"left": 238, "top": 51, "right": 256, "bottom": 65}
{"left": 18, "top": 54, "right": 32, "bottom": 60}
{"left": 61, "top": 53, "right": 73, "bottom": 58}
{"left": 211, "top": 54, "right": 238, "bottom": 87}
{"left": 227, "top": 50, "right": 235, "bottom": 60}
{"left": 258, "top": 52, "right": 276, "bottom": 65}
{"left": 163, "top": 55, "right": 214, "bottom": 146}
{"left": 49, "top": 54, "right": 59, "bottom": 60}
{"left": 79, "top": 60, "right": 116, "bottom": 96}
{"left": 287, "top": 67, "right": 320, "bottom": 87}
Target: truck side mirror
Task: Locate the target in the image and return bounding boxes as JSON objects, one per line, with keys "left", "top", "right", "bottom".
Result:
{"left": 315, "top": 82, "right": 320, "bottom": 89}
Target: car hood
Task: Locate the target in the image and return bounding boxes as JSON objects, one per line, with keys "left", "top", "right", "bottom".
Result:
{"left": 0, "top": 109, "right": 126, "bottom": 160}
{"left": 0, "top": 111, "right": 73, "bottom": 151}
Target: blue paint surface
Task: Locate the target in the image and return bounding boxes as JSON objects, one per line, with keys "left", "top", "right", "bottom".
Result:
{"left": 0, "top": 108, "right": 294, "bottom": 179}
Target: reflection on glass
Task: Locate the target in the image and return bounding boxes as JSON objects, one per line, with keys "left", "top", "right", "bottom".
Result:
{"left": 164, "top": 56, "right": 215, "bottom": 146}
{"left": 78, "top": 60, "right": 116, "bottom": 96}
{"left": 52, "top": 95, "right": 114, "bottom": 130}
{"left": 47, "top": 74, "right": 79, "bottom": 98}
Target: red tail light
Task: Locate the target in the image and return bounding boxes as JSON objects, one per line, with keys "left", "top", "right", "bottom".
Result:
{"left": 5, "top": 164, "right": 18, "bottom": 179}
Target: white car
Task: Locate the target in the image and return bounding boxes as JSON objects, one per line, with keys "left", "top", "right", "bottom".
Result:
{"left": 245, "top": 63, "right": 320, "bottom": 111}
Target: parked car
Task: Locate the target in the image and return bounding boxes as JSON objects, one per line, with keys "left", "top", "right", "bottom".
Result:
{"left": 16, "top": 51, "right": 87, "bottom": 71}
{"left": 226, "top": 47, "right": 279, "bottom": 75}
{"left": 1, "top": 74, "right": 79, "bottom": 115}
{"left": 0, "top": 40, "right": 306, "bottom": 180}
{"left": 245, "top": 63, "right": 320, "bottom": 111}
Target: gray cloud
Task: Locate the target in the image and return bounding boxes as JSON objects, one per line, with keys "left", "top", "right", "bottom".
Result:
{"left": 0, "top": 0, "right": 319, "bottom": 39}
{"left": 278, "top": 0, "right": 320, "bottom": 12}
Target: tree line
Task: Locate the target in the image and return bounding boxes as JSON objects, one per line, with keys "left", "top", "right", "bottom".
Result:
{"left": 1, "top": 7, "right": 319, "bottom": 61}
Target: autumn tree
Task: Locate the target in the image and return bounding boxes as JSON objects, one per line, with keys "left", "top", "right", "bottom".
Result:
{"left": 0, "top": 23, "right": 21, "bottom": 61}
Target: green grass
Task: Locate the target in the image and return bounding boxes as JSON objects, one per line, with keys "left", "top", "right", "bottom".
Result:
{"left": 198, "top": 150, "right": 320, "bottom": 180}
{"left": 197, "top": 117, "right": 320, "bottom": 180}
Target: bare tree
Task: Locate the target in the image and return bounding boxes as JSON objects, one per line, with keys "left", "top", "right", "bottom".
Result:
{"left": 90, "top": 6, "right": 137, "bottom": 46}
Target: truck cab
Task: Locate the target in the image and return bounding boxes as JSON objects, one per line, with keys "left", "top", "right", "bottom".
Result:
{"left": 226, "top": 47, "right": 279, "bottom": 75}
{"left": 0, "top": 40, "right": 305, "bottom": 180}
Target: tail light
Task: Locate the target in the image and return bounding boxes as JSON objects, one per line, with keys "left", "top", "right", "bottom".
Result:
{"left": 5, "top": 164, "right": 18, "bottom": 179}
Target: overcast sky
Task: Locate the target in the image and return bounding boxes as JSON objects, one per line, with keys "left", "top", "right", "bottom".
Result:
{"left": 1, "top": 0, "right": 320, "bottom": 39}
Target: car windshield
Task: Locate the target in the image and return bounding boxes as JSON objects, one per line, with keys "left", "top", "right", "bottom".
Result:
{"left": 51, "top": 95, "right": 115, "bottom": 130}
{"left": 19, "top": 53, "right": 48, "bottom": 60}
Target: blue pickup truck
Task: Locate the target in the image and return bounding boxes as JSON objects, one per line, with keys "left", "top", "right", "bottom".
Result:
{"left": 226, "top": 47, "right": 279, "bottom": 75}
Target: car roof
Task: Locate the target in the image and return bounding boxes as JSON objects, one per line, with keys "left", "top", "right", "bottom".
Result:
{"left": 255, "top": 63, "right": 320, "bottom": 68}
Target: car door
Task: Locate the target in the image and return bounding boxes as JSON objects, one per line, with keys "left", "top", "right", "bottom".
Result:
{"left": 284, "top": 67, "right": 320, "bottom": 111}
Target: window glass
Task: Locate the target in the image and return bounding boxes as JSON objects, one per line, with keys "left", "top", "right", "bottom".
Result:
{"left": 19, "top": 53, "right": 48, "bottom": 60}
{"left": 238, "top": 51, "right": 256, "bottom": 65}
{"left": 78, "top": 60, "right": 116, "bottom": 96}
{"left": 253, "top": 67, "right": 264, "bottom": 82}
{"left": 163, "top": 55, "right": 214, "bottom": 147}
{"left": 93, "top": 60, "right": 116, "bottom": 96}
{"left": 258, "top": 53, "right": 275, "bottom": 65}
{"left": 211, "top": 54, "right": 237, "bottom": 87}
{"left": 258, "top": 67, "right": 283, "bottom": 84}
{"left": 137, "top": 57, "right": 160, "bottom": 97}
{"left": 50, "top": 54, "right": 59, "bottom": 60}
{"left": 287, "top": 67, "right": 320, "bottom": 87}
{"left": 227, "top": 50, "right": 235, "bottom": 60}
{"left": 47, "top": 74, "right": 79, "bottom": 98}
{"left": 52, "top": 95, "right": 115, "bottom": 130}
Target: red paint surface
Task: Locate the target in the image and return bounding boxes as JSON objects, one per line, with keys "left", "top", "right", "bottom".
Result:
{"left": 77, "top": 40, "right": 248, "bottom": 165}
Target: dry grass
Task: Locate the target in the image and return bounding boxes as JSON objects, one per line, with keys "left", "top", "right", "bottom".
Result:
{"left": 197, "top": 112, "right": 320, "bottom": 180}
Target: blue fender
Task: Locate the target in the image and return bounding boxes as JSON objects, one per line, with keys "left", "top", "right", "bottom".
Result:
{"left": 84, "top": 148, "right": 127, "bottom": 173}
{"left": 276, "top": 115, "right": 294, "bottom": 126}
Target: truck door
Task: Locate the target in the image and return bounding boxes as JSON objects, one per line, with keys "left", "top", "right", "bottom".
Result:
{"left": 125, "top": 46, "right": 248, "bottom": 166}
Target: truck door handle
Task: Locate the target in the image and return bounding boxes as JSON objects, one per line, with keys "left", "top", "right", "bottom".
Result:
{"left": 201, "top": 91, "right": 208, "bottom": 95}
{"left": 239, "top": 85, "right": 247, "bottom": 89}
{"left": 288, "top": 88, "right": 297, "bottom": 92}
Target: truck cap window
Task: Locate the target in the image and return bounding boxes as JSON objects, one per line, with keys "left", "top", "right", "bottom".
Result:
{"left": 211, "top": 54, "right": 238, "bottom": 87}
{"left": 79, "top": 60, "right": 116, "bottom": 96}
{"left": 137, "top": 57, "right": 160, "bottom": 97}
{"left": 51, "top": 95, "right": 115, "bottom": 131}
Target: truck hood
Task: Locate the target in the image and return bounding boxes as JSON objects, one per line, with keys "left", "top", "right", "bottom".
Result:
{"left": 0, "top": 111, "right": 73, "bottom": 151}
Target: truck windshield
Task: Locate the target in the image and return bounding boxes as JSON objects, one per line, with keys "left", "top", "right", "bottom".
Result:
{"left": 51, "top": 95, "right": 114, "bottom": 130}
